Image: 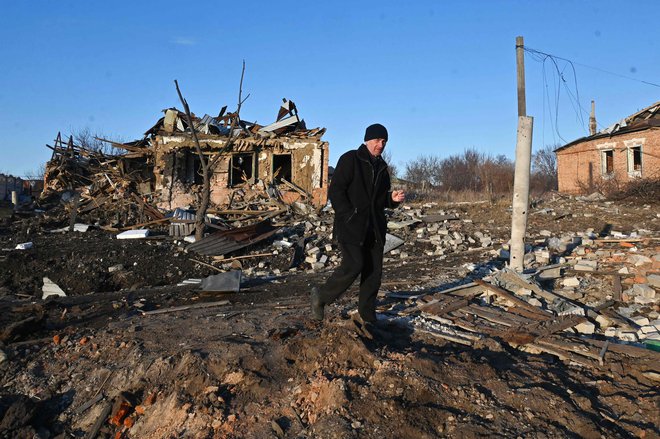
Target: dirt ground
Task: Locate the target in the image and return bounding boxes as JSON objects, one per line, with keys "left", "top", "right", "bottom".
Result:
{"left": 1, "top": 194, "right": 659, "bottom": 438}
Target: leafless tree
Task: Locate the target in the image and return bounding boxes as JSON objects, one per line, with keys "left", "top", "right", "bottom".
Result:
{"left": 381, "top": 150, "right": 398, "bottom": 178}
{"left": 404, "top": 155, "right": 442, "bottom": 190}
{"left": 23, "top": 163, "right": 46, "bottom": 181}
{"left": 71, "top": 127, "right": 123, "bottom": 155}
{"left": 531, "top": 144, "right": 558, "bottom": 192}
{"left": 175, "top": 62, "right": 249, "bottom": 241}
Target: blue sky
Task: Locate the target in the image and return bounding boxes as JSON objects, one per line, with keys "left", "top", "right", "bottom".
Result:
{"left": 0, "top": 0, "right": 658, "bottom": 177}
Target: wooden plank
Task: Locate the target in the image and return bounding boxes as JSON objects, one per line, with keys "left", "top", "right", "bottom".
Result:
{"left": 475, "top": 280, "right": 552, "bottom": 320}
{"left": 140, "top": 300, "right": 230, "bottom": 316}
{"left": 497, "top": 269, "right": 563, "bottom": 303}
{"left": 526, "top": 343, "right": 598, "bottom": 369}
{"left": 419, "top": 297, "right": 470, "bottom": 316}
{"left": 464, "top": 304, "right": 533, "bottom": 327}
{"left": 497, "top": 315, "right": 586, "bottom": 346}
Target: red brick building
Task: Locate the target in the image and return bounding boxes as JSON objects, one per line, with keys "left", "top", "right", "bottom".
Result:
{"left": 555, "top": 101, "right": 660, "bottom": 193}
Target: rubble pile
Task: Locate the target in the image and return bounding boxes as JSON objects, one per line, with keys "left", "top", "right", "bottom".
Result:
{"left": 41, "top": 132, "right": 160, "bottom": 228}
{"left": 1, "top": 193, "right": 659, "bottom": 438}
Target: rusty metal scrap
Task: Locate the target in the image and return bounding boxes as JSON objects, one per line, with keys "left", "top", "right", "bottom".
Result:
{"left": 186, "top": 219, "right": 279, "bottom": 256}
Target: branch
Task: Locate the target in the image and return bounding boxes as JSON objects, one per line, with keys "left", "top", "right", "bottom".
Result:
{"left": 174, "top": 80, "right": 209, "bottom": 175}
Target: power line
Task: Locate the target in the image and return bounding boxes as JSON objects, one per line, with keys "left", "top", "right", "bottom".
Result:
{"left": 524, "top": 46, "right": 660, "bottom": 89}
{"left": 525, "top": 45, "right": 616, "bottom": 143}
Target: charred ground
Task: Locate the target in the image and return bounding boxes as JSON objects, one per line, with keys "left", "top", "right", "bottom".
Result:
{"left": 0, "top": 194, "right": 659, "bottom": 438}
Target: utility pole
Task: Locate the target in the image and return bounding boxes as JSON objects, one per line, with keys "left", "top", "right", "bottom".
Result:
{"left": 510, "top": 36, "right": 534, "bottom": 272}
{"left": 516, "top": 36, "right": 526, "bottom": 117}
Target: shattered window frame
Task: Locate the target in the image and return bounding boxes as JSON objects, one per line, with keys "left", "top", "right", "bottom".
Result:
{"left": 627, "top": 145, "right": 642, "bottom": 175}
{"left": 600, "top": 149, "right": 614, "bottom": 177}
{"left": 272, "top": 154, "right": 293, "bottom": 184}
{"left": 229, "top": 152, "right": 256, "bottom": 187}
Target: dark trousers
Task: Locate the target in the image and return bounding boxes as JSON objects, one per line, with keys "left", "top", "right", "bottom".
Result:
{"left": 318, "top": 233, "right": 384, "bottom": 322}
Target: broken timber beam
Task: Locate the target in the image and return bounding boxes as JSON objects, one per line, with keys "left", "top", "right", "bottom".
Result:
{"left": 475, "top": 279, "right": 552, "bottom": 320}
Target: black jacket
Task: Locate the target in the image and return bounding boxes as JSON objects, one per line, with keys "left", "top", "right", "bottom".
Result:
{"left": 329, "top": 144, "right": 398, "bottom": 245}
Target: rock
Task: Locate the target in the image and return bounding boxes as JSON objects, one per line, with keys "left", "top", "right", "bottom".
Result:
{"left": 527, "top": 298, "right": 543, "bottom": 307}
{"left": 627, "top": 254, "right": 652, "bottom": 266}
{"left": 595, "top": 315, "right": 612, "bottom": 329}
{"left": 618, "top": 332, "right": 638, "bottom": 342}
{"left": 0, "top": 349, "right": 7, "bottom": 364}
{"left": 640, "top": 325, "right": 657, "bottom": 334}
{"left": 540, "top": 230, "right": 552, "bottom": 237}
{"left": 108, "top": 264, "right": 124, "bottom": 273}
{"left": 604, "top": 327, "right": 617, "bottom": 338}
{"left": 632, "top": 284, "right": 656, "bottom": 299}
{"left": 574, "top": 321, "right": 596, "bottom": 335}
{"left": 42, "top": 277, "right": 67, "bottom": 300}
{"left": 632, "top": 316, "right": 650, "bottom": 326}
{"left": 618, "top": 267, "right": 630, "bottom": 275}
{"left": 634, "top": 296, "right": 656, "bottom": 305}
{"left": 647, "top": 274, "right": 660, "bottom": 289}
{"left": 563, "top": 277, "right": 580, "bottom": 288}
{"left": 573, "top": 259, "right": 597, "bottom": 271}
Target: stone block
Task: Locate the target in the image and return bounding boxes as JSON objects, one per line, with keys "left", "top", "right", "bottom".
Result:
{"left": 634, "top": 296, "right": 656, "bottom": 305}
{"left": 618, "top": 332, "right": 638, "bottom": 342}
{"left": 628, "top": 254, "right": 652, "bottom": 266}
{"left": 604, "top": 327, "right": 617, "bottom": 337}
{"left": 641, "top": 325, "right": 657, "bottom": 334}
{"left": 647, "top": 274, "right": 660, "bottom": 288}
{"left": 563, "top": 277, "right": 580, "bottom": 287}
{"left": 632, "top": 284, "right": 656, "bottom": 299}
{"left": 574, "top": 321, "right": 595, "bottom": 335}
{"left": 595, "top": 315, "right": 612, "bottom": 329}
{"left": 631, "top": 316, "right": 650, "bottom": 326}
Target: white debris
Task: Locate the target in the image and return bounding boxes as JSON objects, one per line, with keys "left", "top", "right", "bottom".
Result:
{"left": 116, "top": 229, "right": 150, "bottom": 240}
{"left": 42, "top": 277, "right": 67, "bottom": 299}
{"left": 15, "top": 242, "right": 33, "bottom": 250}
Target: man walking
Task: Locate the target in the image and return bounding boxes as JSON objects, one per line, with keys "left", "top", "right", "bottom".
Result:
{"left": 311, "top": 123, "right": 405, "bottom": 324}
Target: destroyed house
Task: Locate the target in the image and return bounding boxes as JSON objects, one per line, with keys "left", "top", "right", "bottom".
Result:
{"left": 145, "top": 99, "right": 329, "bottom": 209}
{"left": 42, "top": 99, "right": 329, "bottom": 217}
{"left": 555, "top": 100, "right": 660, "bottom": 193}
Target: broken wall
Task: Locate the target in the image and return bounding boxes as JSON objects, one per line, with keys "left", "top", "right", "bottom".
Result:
{"left": 152, "top": 135, "right": 329, "bottom": 210}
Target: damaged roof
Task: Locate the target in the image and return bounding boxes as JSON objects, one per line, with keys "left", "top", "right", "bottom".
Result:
{"left": 555, "top": 100, "right": 660, "bottom": 152}
{"left": 144, "top": 98, "right": 326, "bottom": 140}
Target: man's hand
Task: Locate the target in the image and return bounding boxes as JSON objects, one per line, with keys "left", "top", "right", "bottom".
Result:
{"left": 391, "top": 190, "right": 405, "bottom": 203}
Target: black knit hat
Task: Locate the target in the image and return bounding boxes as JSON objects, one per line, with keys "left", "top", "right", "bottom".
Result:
{"left": 364, "top": 123, "right": 388, "bottom": 142}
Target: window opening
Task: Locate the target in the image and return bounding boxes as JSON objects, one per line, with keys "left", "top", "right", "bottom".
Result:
{"left": 229, "top": 153, "right": 254, "bottom": 186}
{"left": 629, "top": 146, "right": 642, "bottom": 172}
{"left": 272, "top": 154, "right": 292, "bottom": 183}
{"left": 601, "top": 150, "right": 613, "bottom": 175}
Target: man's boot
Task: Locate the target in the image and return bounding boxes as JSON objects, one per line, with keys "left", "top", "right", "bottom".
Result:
{"left": 310, "top": 287, "right": 324, "bottom": 321}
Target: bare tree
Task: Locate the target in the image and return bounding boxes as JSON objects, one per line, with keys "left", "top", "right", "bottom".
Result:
{"left": 404, "top": 155, "right": 442, "bottom": 190}
{"left": 381, "top": 150, "right": 398, "bottom": 178}
{"left": 531, "top": 144, "right": 558, "bottom": 192}
{"left": 71, "top": 127, "right": 123, "bottom": 155}
{"left": 175, "top": 62, "right": 249, "bottom": 241}
{"left": 23, "top": 163, "right": 46, "bottom": 181}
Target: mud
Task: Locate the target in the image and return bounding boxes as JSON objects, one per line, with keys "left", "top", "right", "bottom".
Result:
{"left": 0, "top": 195, "right": 659, "bottom": 438}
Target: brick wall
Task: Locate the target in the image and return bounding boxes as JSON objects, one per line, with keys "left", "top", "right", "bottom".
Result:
{"left": 556, "top": 128, "right": 660, "bottom": 193}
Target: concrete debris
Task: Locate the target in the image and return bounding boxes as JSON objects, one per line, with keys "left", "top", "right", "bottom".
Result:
{"left": 42, "top": 277, "right": 67, "bottom": 299}
{"left": 116, "top": 229, "right": 150, "bottom": 240}
{"left": 14, "top": 242, "right": 33, "bottom": 250}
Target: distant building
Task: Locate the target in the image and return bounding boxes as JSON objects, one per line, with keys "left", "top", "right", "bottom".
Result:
{"left": 555, "top": 101, "right": 660, "bottom": 193}
{"left": 0, "top": 173, "right": 27, "bottom": 202}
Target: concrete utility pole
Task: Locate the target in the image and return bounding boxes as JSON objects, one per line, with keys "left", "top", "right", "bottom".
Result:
{"left": 510, "top": 36, "right": 534, "bottom": 272}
